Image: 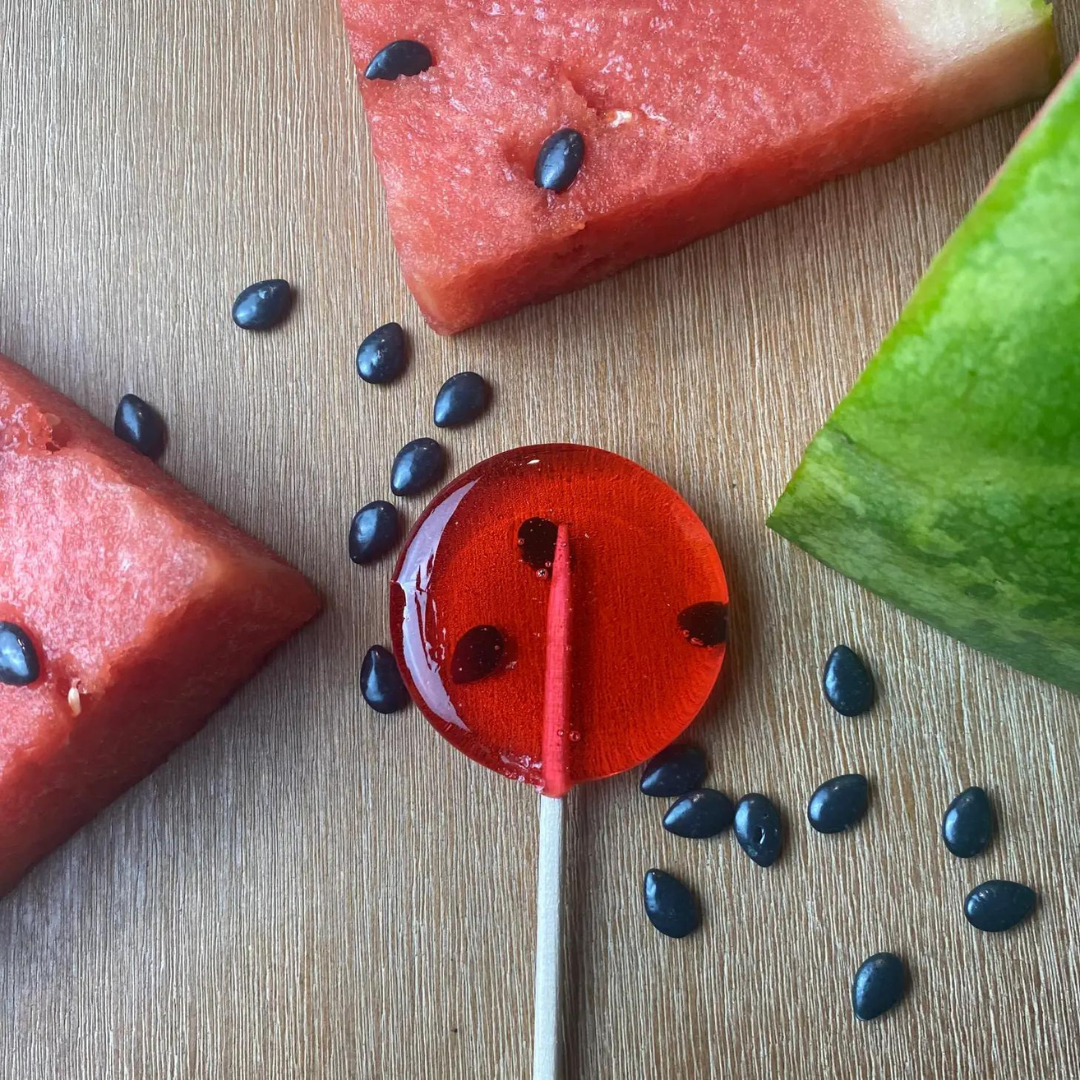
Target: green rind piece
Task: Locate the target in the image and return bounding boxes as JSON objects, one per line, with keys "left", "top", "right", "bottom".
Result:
{"left": 768, "top": 61, "right": 1080, "bottom": 693}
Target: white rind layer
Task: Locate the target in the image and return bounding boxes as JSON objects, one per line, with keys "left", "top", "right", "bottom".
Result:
{"left": 888, "top": 0, "right": 1053, "bottom": 66}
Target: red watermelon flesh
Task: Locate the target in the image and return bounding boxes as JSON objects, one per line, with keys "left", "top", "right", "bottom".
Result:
{"left": 0, "top": 355, "right": 320, "bottom": 894}
{"left": 341, "top": 0, "right": 1059, "bottom": 334}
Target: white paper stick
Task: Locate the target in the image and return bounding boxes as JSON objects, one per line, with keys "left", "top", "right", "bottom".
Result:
{"left": 532, "top": 792, "right": 565, "bottom": 1080}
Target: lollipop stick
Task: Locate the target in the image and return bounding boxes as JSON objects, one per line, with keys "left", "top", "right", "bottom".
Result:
{"left": 533, "top": 793, "right": 565, "bottom": 1080}
{"left": 534, "top": 524, "right": 572, "bottom": 1080}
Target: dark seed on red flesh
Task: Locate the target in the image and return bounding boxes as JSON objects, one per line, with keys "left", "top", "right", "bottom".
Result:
{"left": 677, "top": 601, "right": 728, "bottom": 647}
{"left": 451, "top": 626, "right": 506, "bottom": 685}
{"left": 534, "top": 128, "right": 585, "bottom": 193}
{"left": 0, "top": 622, "right": 40, "bottom": 687}
{"left": 114, "top": 395, "right": 167, "bottom": 460}
{"left": 365, "top": 40, "right": 433, "bottom": 80}
{"left": 518, "top": 517, "right": 558, "bottom": 573}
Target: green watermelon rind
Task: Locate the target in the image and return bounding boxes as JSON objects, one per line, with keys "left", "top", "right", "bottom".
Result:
{"left": 768, "top": 61, "right": 1080, "bottom": 694}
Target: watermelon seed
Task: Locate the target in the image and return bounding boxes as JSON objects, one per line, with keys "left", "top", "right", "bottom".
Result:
{"left": 114, "top": 395, "right": 167, "bottom": 461}
{"left": 433, "top": 372, "right": 491, "bottom": 428}
{"left": 0, "top": 622, "right": 40, "bottom": 687}
{"left": 517, "top": 517, "right": 558, "bottom": 573}
{"left": 391, "top": 437, "right": 447, "bottom": 497}
{"left": 852, "top": 953, "right": 907, "bottom": 1021}
{"left": 639, "top": 743, "right": 707, "bottom": 798}
{"left": 677, "top": 601, "right": 728, "bottom": 647}
{"left": 534, "top": 128, "right": 585, "bottom": 193}
{"left": 365, "top": 40, "right": 433, "bottom": 81}
{"left": 642, "top": 869, "right": 699, "bottom": 939}
{"left": 733, "top": 793, "right": 783, "bottom": 867}
{"left": 349, "top": 501, "right": 401, "bottom": 565}
{"left": 942, "top": 786, "right": 995, "bottom": 858}
{"left": 361, "top": 646, "right": 409, "bottom": 714}
{"left": 68, "top": 685, "right": 82, "bottom": 716}
{"left": 822, "top": 645, "right": 875, "bottom": 716}
{"left": 451, "top": 625, "right": 507, "bottom": 684}
{"left": 231, "top": 279, "right": 294, "bottom": 331}
{"left": 356, "top": 322, "right": 408, "bottom": 384}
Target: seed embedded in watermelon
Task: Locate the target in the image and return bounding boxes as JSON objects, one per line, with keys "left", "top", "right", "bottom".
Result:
{"left": 0, "top": 355, "right": 321, "bottom": 893}
{"left": 768, "top": 59, "right": 1080, "bottom": 695}
{"left": 339, "top": 0, "right": 1059, "bottom": 333}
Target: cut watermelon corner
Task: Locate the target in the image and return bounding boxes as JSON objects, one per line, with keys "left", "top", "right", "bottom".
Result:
{"left": 340, "top": 0, "right": 1060, "bottom": 333}
{"left": 768, "top": 57, "right": 1080, "bottom": 695}
{"left": 0, "top": 354, "right": 322, "bottom": 893}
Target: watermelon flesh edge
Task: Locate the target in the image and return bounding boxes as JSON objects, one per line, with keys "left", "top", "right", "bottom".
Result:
{"left": 0, "top": 355, "right": 322, "bottom": 893}
{"left": 341, "top": 0, "right": 1059, "bottom": 333}
{"left": 768, "top": 58, "right": 1080, "bottom": 694}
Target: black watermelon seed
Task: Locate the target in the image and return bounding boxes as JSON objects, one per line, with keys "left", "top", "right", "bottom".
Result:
{"left": 534, "top": 128, "right": 585, "bottom": 193}
{"left": 356, "top": 322, "right": 407, "bottom": 384}
{"left": 361, "top": 646, "right": 409, "bottom": 714}
{"left": 734, "top": 793, "right": 783, "bottom": 867}
{"left": 942, "top": 786, "right": 995, "bottom": 859}
{"left": 114, "top": 395, "right": 167, "bottom": 460}
{"left": 451, "top": 626, "right": 506, "bottom": 685}
{"left": 964, "top": 880, "right": 1038, "bottom": 933}
{"left": 677, "top": 602, "right": 728, "bottom": 647}
{"left": 434, "top": 372, "right": 491, "bottom": 428}
{"left": 852, "top": 953, "right": 906, "bottom": 1021}
{"left": 391, "top": 438, "right": 446, "bottom": 497}
{"left": 642, "top": 869, "right": 699, "bottom": 939}
{"left": 365, "top": 40, "right": 433, "bottom": 80}
{"left": 639, "top": 744, "right": 707, "bottom": 798}
{"left": 232, "top": 279, "right": 294, "bottom": 331}
{"left": 663, "top": 789, "right": 735, "bottom": 839}
{"left": 0, "top": 622, "right": 40, "bottom": 687}
{"left": 349, "top": 501, "right": 401, "bottom": 565}
{"left": 823, "top": 645, "right": 875, "bottom": 717}
{"left": 518, "top": 517, "right": 558, "bottom": 574}
{"left": 807, "top": 774, "right": 870, "bottom": 834}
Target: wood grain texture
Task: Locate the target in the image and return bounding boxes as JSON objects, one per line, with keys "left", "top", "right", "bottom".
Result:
{"left": 1, "top": 2, "right": 1078, "bottom": 1078}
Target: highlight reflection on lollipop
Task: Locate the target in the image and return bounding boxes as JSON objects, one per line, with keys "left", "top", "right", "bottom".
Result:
{"left": 390, "top": 444, "right": 728, "bottom": 1079}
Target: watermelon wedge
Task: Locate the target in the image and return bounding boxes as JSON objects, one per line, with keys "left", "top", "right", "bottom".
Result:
{"left": 340, "top": 0, "right": 1059, "bottom": 333}
{"left": 768, "top": 59, "right": 1080, "bottom": 694}
{"left": 0, "top": 355, "right": 321, "bottom": 893}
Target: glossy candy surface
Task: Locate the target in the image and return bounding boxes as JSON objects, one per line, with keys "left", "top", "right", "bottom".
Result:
{"left": 390, "top": 444, "right": 727, "bottom": 791}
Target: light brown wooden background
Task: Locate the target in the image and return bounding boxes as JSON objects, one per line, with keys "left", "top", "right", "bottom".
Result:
{"left": 2, "top": 3, "right": 1078, "bottom": 1078}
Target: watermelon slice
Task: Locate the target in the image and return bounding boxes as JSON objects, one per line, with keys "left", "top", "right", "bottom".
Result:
{"left": 768, "top": 59, "right": 1080, "bottom": 694}
{"left": 340, "top": 0, "right": 1059, "bottom": 333}
{"left": 0, "top": 355, "right": 321, "bottom": 893}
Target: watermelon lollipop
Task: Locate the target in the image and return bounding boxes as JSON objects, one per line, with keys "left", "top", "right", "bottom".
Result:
{"left": 390, "top": 444, "right": 728, "bottom": 1077}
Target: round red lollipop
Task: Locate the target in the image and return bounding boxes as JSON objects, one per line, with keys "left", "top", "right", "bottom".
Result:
{"left": 391, "top": 444, "right": 728, "bottom": 1078}
{"left": 390, "top": 443, "right": 728, "bottom": 794}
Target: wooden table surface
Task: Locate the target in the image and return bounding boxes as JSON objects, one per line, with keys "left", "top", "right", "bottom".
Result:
{"left": 2, "top": 3, "right": 1079, "bottom": 1078}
